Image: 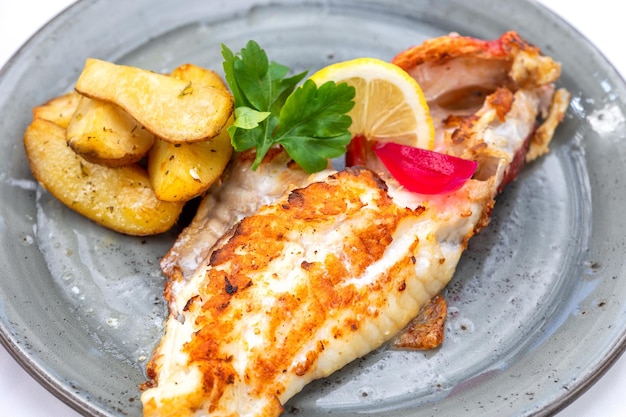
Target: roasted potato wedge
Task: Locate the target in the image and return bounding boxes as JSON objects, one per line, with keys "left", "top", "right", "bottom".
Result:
{"left": 170, "top": 64, "right": 229, "bottom": 91}
{"left": 148, "top": 118, "right": 234, "bottom": 202}
{"left": 66, "top": 96, "right": 155, "bottom": 167}
{"left": 24, "top": 118, "right": 184, "bottom": 236}
{"left": 74, "top": 58, "right": 234, "bottom": 143}
{"left": 147, "top": 64, "right": 234, "bottom": 201}
{"left": 32, "top": 91, "right": 81, "bottom": 128}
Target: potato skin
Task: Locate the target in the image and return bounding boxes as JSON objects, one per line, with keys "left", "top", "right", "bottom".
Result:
{"left": 24, "top": 118, "right": 184, "bottom": 236}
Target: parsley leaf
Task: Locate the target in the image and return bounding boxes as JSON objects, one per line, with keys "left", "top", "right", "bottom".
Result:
{"left": 221, "top": 40, "right": 355, "bottom": 173}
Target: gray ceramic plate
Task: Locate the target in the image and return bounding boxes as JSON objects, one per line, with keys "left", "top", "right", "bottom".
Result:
{"left": 1, "top": 0, "right": 626, "bottom": 416}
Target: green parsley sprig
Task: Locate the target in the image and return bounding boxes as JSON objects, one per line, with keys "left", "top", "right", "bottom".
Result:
{"left": 221, "top": 40, "right": 356, "bottom": 174}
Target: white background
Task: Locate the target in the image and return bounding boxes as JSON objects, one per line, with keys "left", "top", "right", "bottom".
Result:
{"left": 1, "top": 1, "right": 625, "bottom": 416}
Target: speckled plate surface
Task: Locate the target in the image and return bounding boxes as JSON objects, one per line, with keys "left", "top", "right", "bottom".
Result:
{"left": 1, "top": 0, "right": 626, "bottom": 416}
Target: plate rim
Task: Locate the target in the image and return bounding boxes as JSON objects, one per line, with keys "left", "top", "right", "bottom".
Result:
{"left": 1, "top": 1, "right": 626, "bottom": 416}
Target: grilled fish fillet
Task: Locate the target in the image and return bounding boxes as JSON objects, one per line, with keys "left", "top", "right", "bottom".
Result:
{"left": 160, "top": 148, "right": 310, "bottom": 313}
{"left": 141, "top": 31, "right": 570, "bottom": 417}
{"left": 142, "top": 166, "right": 497, "bottom": 417}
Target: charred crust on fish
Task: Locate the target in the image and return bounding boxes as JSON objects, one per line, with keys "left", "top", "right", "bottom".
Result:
{"left": 224, "top": 276, "right": 238, "bottom": 295}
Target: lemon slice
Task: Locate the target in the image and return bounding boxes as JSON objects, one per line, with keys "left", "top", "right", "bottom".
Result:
{"left": 309, "top": 57, "right": 434, "bottom": 150}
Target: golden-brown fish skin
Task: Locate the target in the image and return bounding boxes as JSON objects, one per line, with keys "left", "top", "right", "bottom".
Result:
{"left": 392, "top": 31, "right": 561, "bottom": 97}
{"left": 392, "top": 30, "right": 533, "bottom": 68}
{"left": 392, "top": 293, "right": 448, "bottom": 350}
{"left": 142, "top": 166, "right": 496, "bottom": 417}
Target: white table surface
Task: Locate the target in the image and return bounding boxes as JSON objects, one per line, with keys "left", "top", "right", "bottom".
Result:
{"left": 1, "top": 1, "right": 625, "bottom": 416}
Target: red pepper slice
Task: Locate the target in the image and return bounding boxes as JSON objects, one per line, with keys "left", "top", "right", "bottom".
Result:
{"left": 372, "top": 141, "right": 477, "bottom": 194}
